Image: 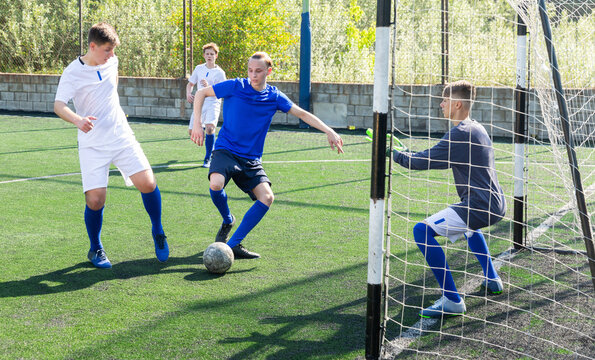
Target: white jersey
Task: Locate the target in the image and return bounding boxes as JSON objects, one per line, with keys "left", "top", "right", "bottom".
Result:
{"left": 188, "top": 63, "right": 226, "bottom": 107}
{"left": 55, "top": 56, "right": 135, "bottom": 149}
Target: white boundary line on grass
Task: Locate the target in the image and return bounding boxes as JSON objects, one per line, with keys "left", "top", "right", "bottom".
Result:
{"left": 383, "top": 181, "right": 595, "bottom": 358}
{"left": 0, "top": 159, "right": 370, "bottom": 185}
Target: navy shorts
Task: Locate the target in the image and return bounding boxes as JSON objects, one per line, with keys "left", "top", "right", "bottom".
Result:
{"left": 208, "top": 149, "right": 271, "bottom": 200}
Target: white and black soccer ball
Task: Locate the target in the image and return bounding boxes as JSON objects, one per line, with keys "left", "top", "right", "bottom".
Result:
{"left": 203, "top": 242, "right": 234, "bottom": 274}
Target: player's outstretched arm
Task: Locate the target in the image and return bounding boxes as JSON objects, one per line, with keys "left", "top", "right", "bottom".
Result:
{"left": 190, "top": 86, "right": 216, "bottom": 146}
{"left": 53, "top": 101, "right": 96, "bottom": 133}
{"left": 288, "top": 105, "right": 344, "bottom": 154}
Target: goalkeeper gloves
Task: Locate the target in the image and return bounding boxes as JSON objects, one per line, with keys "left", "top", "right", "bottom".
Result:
{"left": 365, "top": 128, "right": 408, "bottom": 156}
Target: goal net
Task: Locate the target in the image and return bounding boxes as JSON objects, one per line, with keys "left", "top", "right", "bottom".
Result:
{"left": 380, "top": 0, "right": 595, "bottom": 358}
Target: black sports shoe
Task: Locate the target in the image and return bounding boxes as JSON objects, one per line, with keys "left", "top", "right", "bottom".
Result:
{"left": 231, "top": 244, "right": 260, "bottom": 259}
{"left": 215, "top": 215, "right": 235, "bottom": 243}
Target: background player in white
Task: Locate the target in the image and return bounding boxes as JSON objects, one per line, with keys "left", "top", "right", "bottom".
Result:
{"left": 190, "top": 52, "right": 343, "bottom": 259}
{"left": 53, "top": 22, "right": 169, "bottom": 268}
{"left": 392, "top": 80, "right": 506, "bottom": 318}
{"left": 186, "top": 43, "right": 226, "bottom": 168}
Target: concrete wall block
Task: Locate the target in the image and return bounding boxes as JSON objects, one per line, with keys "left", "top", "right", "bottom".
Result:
{"left": 170, "top": 88, "right": 182, "bottom": 99}
{"left": 154, "top": 88, "right": 170, "bottom": 98}
{"left": 122, "top": 87, "right": 142, "bottom": 97}
{"left": 1, "top": 92, "right": 15, "bottom": 101}
{"left": 0, "top": 101, "right": 6, "bottom": 109}
{"left": 158, "top": 98, "right": 175, "bottom": 107}
{"left": 3, "top": 102, "right": 18, "bottom": 110}
{"left": 312, "top": 93, "right": 330, "bottom": 103}
{"left": 8, "top": 83, "right": 23, "bottom": 92}
{"left": 140, "top": 87, "right": 156, "bottom": 97}
{"left": 15, "top": 92, "right": 28, "bottom": 101}
{"left": 28, "top": 93, "right": 41, "bottom": 102}
{"left": 36, "top": 84, "right": 51, "bottom": 93}
{"left": 355, "top": 105, "right": 371, "bottom": 116}
{"left": 42, "top": 93, "right": 56, "bottom": 102}
{"left": 23, "top": 84, "right": 36, "bottom": 92}
{"left": 0, "top": 83, "right": 8, "bottom": 92}
{"left": 166, "top": 108, "right": 180, "bottom": 118}
{"left": 135, "top": 106, "right": 152, "bottom": 117}
{"left": 143, "top": 97, "right": 159, "bottom": 106}
{"left": 119, "top": 97, "right": 128, "bottom": 106}
{"left": 347, "top": 104, "right": 355, "bottom": 116}
{"left": 128, "top": 96, "right": 143, "bottom": 106}
{"left": 150, "top": 107, "right": 167, "bottom": 117}
{"left": 31, "top": 102, "right": 46, "bottom": 112}
{"left": 18, "top": 101, "right": 33, "bottom": 110}
{"left": 333, "top": 94, "right": 349, "bottom": 104}
{"left": 411, "top": 95, "right": 433, "bottom": 109}
{"left": 28, "top": 76, "right": 42, "bottom": 84}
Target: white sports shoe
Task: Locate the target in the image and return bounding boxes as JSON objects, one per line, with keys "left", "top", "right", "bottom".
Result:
{"left": 420, "top": 296, "right": 466, "bottom": 318}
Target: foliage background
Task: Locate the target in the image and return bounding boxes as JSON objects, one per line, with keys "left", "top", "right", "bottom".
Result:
{"left": 0, "top": 0, "right": 593, "bottom": 85}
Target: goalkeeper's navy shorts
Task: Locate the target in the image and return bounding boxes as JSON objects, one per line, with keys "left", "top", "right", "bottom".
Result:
{"left": 208, "top": 149, "right": 271, "bottom": 201}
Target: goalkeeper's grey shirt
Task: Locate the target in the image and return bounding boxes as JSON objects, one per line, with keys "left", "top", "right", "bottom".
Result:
{"left": 393, "top": 118, "right": 506, "bottom": 230}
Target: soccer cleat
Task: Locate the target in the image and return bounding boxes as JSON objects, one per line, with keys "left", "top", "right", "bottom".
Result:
{"left": 215, "top": 215, "right": 235, "bottom": 243}
{"left": 153, "top": 233, "right": 169, "bottom": 262}
{"left": 202, "top": 159, "right": 211, "bottom": 168}
{"left": 481, "top": 277, "right": 503, "bottom": 294}
{"left": 231, "top": 244, "right": 260, "bottom": 259}
{"left": 87, "top": 248, "right": 112, "bottom": 269}
{"left": 419, "top": 296, "right": 466, "bottom": 318}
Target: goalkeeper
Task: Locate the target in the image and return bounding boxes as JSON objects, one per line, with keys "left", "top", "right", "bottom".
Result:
{"left": 392, "top": 80, "right": 506, "bottom": 318}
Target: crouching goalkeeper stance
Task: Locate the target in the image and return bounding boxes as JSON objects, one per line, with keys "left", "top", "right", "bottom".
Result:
{"left": 392, "top": 80, "right": 506, "bottom": 318}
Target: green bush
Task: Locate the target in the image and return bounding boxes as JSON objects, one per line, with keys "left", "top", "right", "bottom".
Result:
{"left": 173, "top": 0, "right": 297, "bottom": 80}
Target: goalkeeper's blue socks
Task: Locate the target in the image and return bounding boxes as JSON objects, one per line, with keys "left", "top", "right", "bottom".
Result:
{"left": 210, "top": 188, "right": 233, "bottom": 224}
{"left": 204, "top": 133, "right": 215, "bottom": 161}
{"left": 141, "top": 185, "right": 164, "bottom": 236}
{"left": 467, "top": 229, "right": 499, "bottom": 280}
{"left": 226, "top": 200, "right": 269, "bottom": 249}
{"left": 85, "top": 205, "right": 104, "bottom": 251}
{"left": 413, "top": 222, "right": 462, "bottom": 303}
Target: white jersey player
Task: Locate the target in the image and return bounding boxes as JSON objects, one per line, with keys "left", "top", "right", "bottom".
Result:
{"left": 53, "top": 22, "right": 169, "bottom": 268}
{"left": 186, "top": 43, "right": 226, "bottom": 168}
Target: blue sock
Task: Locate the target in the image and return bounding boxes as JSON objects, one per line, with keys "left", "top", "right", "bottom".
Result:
{"left": 467, "top": 230, "right": 498, "bottom": 280}
{"left": 413, "top": 222, "right": 461, "bottom": 303}
{"left": 141, "top": 185, "right": 164, "bottom": 236}
{"left": 85, "top": 205, "right": 104, "bottom": 252}
{"left": 205, "top": 133, "right": 215, "bottom": 161}
{"left": 210, "top": 188, "right": 233, "bottom": 224}
{"left": 227, "top": 200, "right": 269, "bottom": 248}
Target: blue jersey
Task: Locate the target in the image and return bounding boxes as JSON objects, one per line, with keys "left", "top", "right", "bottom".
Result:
{"left": 393, "top": 119, "right": 506, "bottom": 230}
{"left": 213, "top": 78, "right": 293, "bottom": 159}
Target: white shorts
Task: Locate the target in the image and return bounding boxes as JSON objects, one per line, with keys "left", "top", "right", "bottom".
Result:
{"left": 189, "top": 104, "right": 221, "bottom": 129}
{"left": 79, "top": 141, "right": 151, "bottom": 192}
{"left": 425, "top": 207, "right": 475, "bottom": 243}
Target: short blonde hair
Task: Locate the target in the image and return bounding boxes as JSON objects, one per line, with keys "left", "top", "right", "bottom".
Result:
{"left": 249, "top": 52, "right": 273, "bottom": 68}
{"left": 88, "top": 22, "right": 120, "bottom": 47}
{"left": 202, "top": 43, "right": 219, "bottom": 54}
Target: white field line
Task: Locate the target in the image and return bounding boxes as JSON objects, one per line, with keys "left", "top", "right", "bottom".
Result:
{"left": 2, "top": 158, "right": 590, "bottom": 185}
{"left": 0, "top": 159, "right": 370, "bottom": 185}
{"left": 382, "top": 181, "right": 595, "bottom": 358}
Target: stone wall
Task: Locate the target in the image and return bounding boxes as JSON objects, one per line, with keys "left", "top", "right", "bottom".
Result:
{"left": 2, "top": 72, "right": 590, "bottom": 140}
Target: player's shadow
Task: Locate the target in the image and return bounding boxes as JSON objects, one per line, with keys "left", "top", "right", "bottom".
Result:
{"left": 219, "top": 297, "right": 366, "bottom": 359}
{"left": 0, "top": 252, "right": 249, "bottom": 298}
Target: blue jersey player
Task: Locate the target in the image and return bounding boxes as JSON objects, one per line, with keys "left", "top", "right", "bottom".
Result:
{"left": 190, "top": 52, "right": 344, "bottom": 259}
{"left": 392, "top": 80, "right": 506, "bottom": 318}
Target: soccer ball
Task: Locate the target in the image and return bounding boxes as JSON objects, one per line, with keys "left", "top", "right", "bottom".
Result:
{"left": 203, "top": 242, "right": 234, "bottom": 274}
